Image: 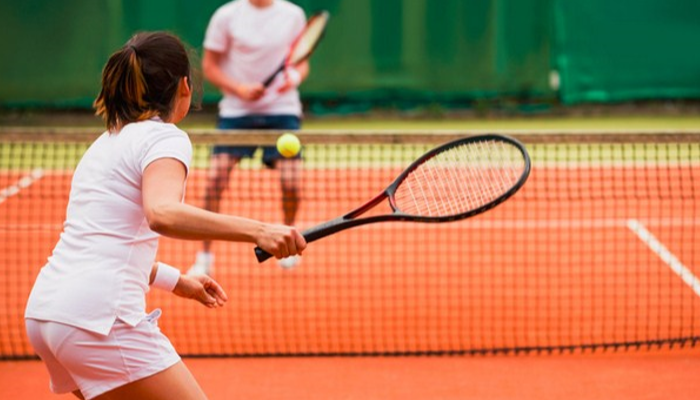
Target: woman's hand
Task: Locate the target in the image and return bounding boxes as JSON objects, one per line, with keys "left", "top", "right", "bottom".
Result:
{"left": 256, "top": 223, "right": 307, "bottom": 259}
{"left": 173, "top": 274, "right": 228, "bottom": 308}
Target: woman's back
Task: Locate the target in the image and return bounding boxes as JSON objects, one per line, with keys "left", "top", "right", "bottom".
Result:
{"left": 25, "top": 120, "right": 191, "bottom": 335}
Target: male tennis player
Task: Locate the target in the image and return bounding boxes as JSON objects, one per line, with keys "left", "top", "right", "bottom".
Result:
{"left": 188, "top": 0, "right": 309, "bottom": 275}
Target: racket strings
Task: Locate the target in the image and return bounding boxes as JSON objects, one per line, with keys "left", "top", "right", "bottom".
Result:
{"left": 290, "top": 14, "right": 329, "bottom": 63}
{"left": 394, "top": 140, "right": 526, "bottom": 217}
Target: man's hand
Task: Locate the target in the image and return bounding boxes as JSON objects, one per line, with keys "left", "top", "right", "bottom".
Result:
{"left": 232, "top": 82, "right": 265, "bottom": 101}
{"left": 277, "top": 67, "right": 302, "bottom": 93}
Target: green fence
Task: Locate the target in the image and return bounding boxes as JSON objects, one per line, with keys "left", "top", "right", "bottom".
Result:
{"left": 553, "top": 0, "right": 700, "bottom": 104}
{"left": 0, "top": 0, "right": 698, "bottom": 109}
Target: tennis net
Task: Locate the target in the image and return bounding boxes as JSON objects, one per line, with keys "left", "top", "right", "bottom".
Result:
{"left": 1, "top": 128, "right": 699, "bottom": 358}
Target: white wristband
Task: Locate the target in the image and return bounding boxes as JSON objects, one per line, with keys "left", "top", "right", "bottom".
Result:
{"left": 285, "top": 67, "right": 302, "bottom": 87}
{"left": 152, "top": 262, "right": 180, "bottom": 292}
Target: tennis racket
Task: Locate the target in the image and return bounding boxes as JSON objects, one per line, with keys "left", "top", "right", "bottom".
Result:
{"left": 255, "top": 134, "right": 531, "bottom": 263}
{"left": 262, "top": 10, "right": 330, "bottom": 87}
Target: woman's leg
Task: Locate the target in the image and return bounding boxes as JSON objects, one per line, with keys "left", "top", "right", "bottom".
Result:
{"left": 94, "top": 361, "right": 206, "bottom": 400}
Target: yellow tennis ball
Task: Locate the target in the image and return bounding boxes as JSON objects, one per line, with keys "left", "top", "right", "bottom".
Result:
{"left": 276, "top": 133, "right": 301, "bottom": 158}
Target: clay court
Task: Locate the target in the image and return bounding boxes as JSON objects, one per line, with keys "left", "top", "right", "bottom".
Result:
{"left": 1, "top": 133, "right": 699, "bottom": 398}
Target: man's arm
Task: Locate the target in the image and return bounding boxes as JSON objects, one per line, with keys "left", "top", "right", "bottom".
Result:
{"left": 202, "top": 49, "right": 265, "bottom": 101}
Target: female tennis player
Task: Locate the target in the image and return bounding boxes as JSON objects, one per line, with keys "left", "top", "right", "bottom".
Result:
{"left": 24, "top": 32, "right": 306, "bottom": 400}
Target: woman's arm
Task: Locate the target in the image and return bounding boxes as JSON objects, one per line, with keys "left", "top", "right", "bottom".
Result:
{"left": 149, "top": 261, "right": 228, "bottom": 308}
{"left": 142, "top": 158, "right": 306, "bottom": 259}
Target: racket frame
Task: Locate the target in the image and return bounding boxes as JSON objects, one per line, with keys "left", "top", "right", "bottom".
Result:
{"left": 255, "top": 134, "right": 531, "bottom": 262}
{"left": 262, "top": 10, "right": 330, "bottom": 87}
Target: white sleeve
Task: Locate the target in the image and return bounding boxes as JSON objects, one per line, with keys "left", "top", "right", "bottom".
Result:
{"left": 140, "top": 128, "right": 192, "bottom": 176}
{"left": 203, "top": 6, "right": 231, "bottom": 53}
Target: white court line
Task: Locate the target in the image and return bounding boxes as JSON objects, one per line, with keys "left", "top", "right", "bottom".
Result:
{"left": 0, "top": 168, "right": 44, "bottom": 204}
{"left": 627, "top": 219, "right": 700, "bottom": 298}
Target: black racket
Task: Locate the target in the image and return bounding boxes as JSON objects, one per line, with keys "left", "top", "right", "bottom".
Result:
{"left": 255, "top": 134, "right": 531, "bottom": 263}
{"left": 262, "top": 10, "right": 330, "bottom": 87}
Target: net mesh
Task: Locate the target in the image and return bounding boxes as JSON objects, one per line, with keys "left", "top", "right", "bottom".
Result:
{"left": 1, "top": 129, "right": 699, "bottom": 358}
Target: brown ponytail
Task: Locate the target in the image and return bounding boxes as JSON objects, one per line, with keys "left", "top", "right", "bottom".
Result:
{"left": 94, "top": 32, "right": 200, "bottom": 132}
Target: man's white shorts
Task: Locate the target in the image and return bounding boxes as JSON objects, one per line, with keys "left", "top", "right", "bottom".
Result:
{"left": 25, "top": 309, "right": 180, "bottom": 400}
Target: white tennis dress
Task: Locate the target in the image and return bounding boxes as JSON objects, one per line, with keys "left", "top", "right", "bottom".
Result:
{"left": 25, "top": 119, "right": 192, "bottom": 334}
{"left": 24, "top": 119, "right": 192, "bottom": 399}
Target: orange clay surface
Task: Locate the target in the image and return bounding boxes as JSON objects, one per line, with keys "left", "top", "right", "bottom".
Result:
{"left": 1, "top": 347, "right": 699, "bottom": 400}
{"left": 1, "top": 165, "right": 700, "bottom": 398}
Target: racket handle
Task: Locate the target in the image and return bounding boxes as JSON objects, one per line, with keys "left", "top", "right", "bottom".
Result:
{"left": 255, "top": 247, "right": 274, "bottom": 263}
{"left": 253, "top": 217, "right": 360, "bottom": 263}
{"left": 262, "top": 65, "right": 284, "bottom": 87}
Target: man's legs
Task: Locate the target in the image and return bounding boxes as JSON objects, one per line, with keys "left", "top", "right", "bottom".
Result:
{"left": 277, "top": 158, "right": 302, "bottom": 226}
{"left": 261, "top": 115, "right": 303, "bottom": 268}
{"left": 275, "top": 157, "right": 302, "bottom": 268}
{"left": 187, "top": 153, "right": 238, "bottom": 275}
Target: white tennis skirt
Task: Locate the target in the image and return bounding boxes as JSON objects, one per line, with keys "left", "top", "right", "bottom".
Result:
{"left": 25, "top": 309, "right": 181, "bottom": 400}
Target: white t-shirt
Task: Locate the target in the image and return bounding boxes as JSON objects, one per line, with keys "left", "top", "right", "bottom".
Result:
{"left": 204, "top": 0, "right": 306, "bottom": 117}
{"left": 25, "top": 120, "right": 192, "bottom": 335}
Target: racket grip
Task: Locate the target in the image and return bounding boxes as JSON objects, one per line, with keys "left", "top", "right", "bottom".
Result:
{"left": 254, "top": 247, "right": 274, "bottom": 263}
{"left": 253, "top": 217, "right": 351, "bottom": 263}
{"left": 262, "top": 65, "right": 284, "bottom": 87}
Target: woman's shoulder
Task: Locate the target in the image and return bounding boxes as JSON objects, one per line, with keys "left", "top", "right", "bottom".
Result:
{"left": 147, "top": 121, "right": 190, "bottom": 142}
{"left": 120, "top": 120, "right": 190, "bottom": 145}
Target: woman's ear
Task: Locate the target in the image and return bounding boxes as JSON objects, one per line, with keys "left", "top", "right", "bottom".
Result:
{"left": 167, "top": 76, "right": 193, "bottom": 124}
{"left": 179, "top": 76, "right": 192, "bottom": 98}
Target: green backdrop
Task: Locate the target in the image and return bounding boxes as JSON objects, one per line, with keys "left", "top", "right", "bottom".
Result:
{"left": 552, "top": 0, "right": 700, "bottom": 103}
{"left": 0, "top": 0, "right": 698, "bottom": 109}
